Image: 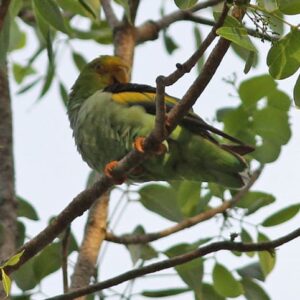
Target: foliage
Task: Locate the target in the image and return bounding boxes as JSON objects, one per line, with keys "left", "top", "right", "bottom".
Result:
{"left": 0, "top": 0, "right": 299, "bottom": 299}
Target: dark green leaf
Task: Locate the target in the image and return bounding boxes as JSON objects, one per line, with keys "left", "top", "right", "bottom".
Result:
{"left": 252, "top": 140, "right": 281, "bottom": 163}
{"left": 241, "top": 278, "right": 271, "bottom": 300}
{"left": 139, "top": 184, "right": 183, "bottom": 222}
{"left": 163, "top": 32, "right": 179, "bottom": 54}
{"left": 278, "top": 0, "right": 300, "bottom": 14}
{"left": 72, "top": 52, "right": 87, "bottom": 71}
{"left": 244, "top": 51, "right": 256, "bottom": 74}
{"left": 17, "top": 196, "right": 39, "bottom": 220}
{"left": 202, "top": 283, "right": 225, "bottom": 300}
{"left": 79, "top": 0, "right": 100, "bottom": 19}
{"left": 142, "top": 287, "right": 190, "bottom": 297}
{"left": 237, "top": 191, "right": 276, "bottom": 215}
{"left": 17, "top": 221, "right": 25, "bottom": 247}
{"left": 39, "top": 63, "right": 55, "bottom": 98}
{"left": 217, "top": 26, "right": 256, "bottom": 52}
{"left": 213, "top": 263, "right": 243, "bottom": 297}
{"left": 16, "top": 78, "right": 42, "bottom": 95}
{"left": 261, "top": 203, "right": 300, "bottom": 227}
{"left": 237, "top": 262, "right": 265, "bottom": 281}
{"left": 267, "top": 29, "right": 300, "bottom": 79}
{"left": 174, "top": 0, "right": 198, "bottom": 9}
{"left": 293, "top": 73, "right": 300, "bottom": 108}
{"left": 258, "top": 233, "right": 276, "bottom": 277}
{"left": 59, "top": 82, "right": 69, "bottom": 107}
{"left": 13, "top": 260, "right": 38, "bottom": 291}
{"left": 12, "top": 294, "right": 32, "bottom": 300}
{"left": 114, "top": 0, "right": 131, "bottom": 23}
{"left": 241, "top": 228, "right": 255, "bottom": 257}
{"left": 33, "top": 0, "right": 70, "bottom": 34}
{"left": 267, "top": 89, "right": 290, "bottom": 111}
{"left": 33, "top": 242, "right": 62, "bottom": 280}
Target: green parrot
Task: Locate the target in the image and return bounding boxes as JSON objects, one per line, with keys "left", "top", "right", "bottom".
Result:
{"left": 68, "top": 55, "right": 254, "bottom": 188}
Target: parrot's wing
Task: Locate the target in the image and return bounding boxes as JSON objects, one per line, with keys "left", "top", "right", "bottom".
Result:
{"left": 104, "top": 83, "right": 254, "bottom": 155}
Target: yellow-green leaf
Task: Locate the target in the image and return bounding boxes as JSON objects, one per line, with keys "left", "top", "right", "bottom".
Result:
{"left": 278, "top": 0, "right": 300, "bottom": 14}
{"left": 3, "top": 250, "right": 25, "bottom": 267}
{"left": 1, "top": 269, "right": 11, "bottom": 296}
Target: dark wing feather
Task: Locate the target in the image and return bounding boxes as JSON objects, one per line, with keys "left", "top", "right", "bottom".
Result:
{"left": 104, "top": 83, "right": 254, "bottom": 154}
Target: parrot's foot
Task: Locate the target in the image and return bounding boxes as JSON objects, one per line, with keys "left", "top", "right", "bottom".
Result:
{"left": 133, "top": 137, "right": 167, "bottom": 155}
{"left": 104, "top": 161, "right": 127, "bottom": 184}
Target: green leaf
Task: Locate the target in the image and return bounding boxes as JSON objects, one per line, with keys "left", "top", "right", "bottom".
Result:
{"left": 202, "top": 283, "right": 225, "bottom": 300}
{"left": 114, "top": 0, "right": 131, "bottom": 23}
{"left": 33, "top": 0, "right": 70, "bottom": 34}
{"left": 3, "top": 250, "right": 25, "bottom": 267}
{"left": 174, "top": 0, "right": 198, "bottom": 9}
{"left": 176, "top": 181, "right": 201, "bottom": 217}
{"left": 8, "top": 20, "right": 26, "bottom": 52}
{"left": 237, "top": 262, "right": 266, "bottom": 282}
{"left": 39, "top": 63, "right": 55, "bottom": 99}
{"left": 72, "top": 52, "right": 87, "bottom": 72}
{"left": 16, "top": 78, "right": 42, "bottom": 95}
{"left": 257, "top": 0, "right": 278, "bottom": 12}
{"left": 258, "top": 233, "right": 276, "bottom": 277}
{"left": 217, "top": 26, "right": 256, "bottom": 52}
{"left": 163, "top": 31, "right": 179, "bottom": 55}
{"left": 278, "top": 0, "right": 300, "bottom": 14}
{"left": 252, "top": 107, "right": 291, "bottom": 145}
{"left": 59, "top": 82, "right": 69, "bottom": 107}
{"left": 17, "top": 221, "right": 25, "bottom": 247}
{"left": 267, "top": 29, "right": 300, "bottom": 79}
{"left": 239, "top": 74, "right": 277, "bottom": 108}
{"left": 1, "top": 269, "right": 11, "bottom": 296}
{"left": 33, "top": 242, "right": 62, "bottom": 280}
{"left": 213, "top": 263, "right": 243, "bottom": 298}
{"left": 293, "top": 73, "right": 300, "bottom": 108}
{"left": 261, "top": 203, "right": 300, "bottom": 227}
{"left": 237, "top": 191, "right": 276, "bottom": 215}
{"left": 12, "top": 294, "right": 32, "bottom": 300}
{"left": 267, "top": 89, "right": 291, "bottom": 111}
{"left": 241, "top": 228, "right": 255, "bottom": 257}
{"left": 164, "top": 243, "right": 203, "bottom": 298}
{"left": 127, "top": 226, "right": 157, "bottom": 264}
{"left": 139, "top": 184, "right": 183, "bottom": 222}
{"left": 193, "top": 26, "right": 204, "bottom": 72}
{"left": 241, "top": 278, "right": 271, "bottom": 300}
{"left": 13, "top": 259, "right": 38, "bottom": 291}
{"left": 17, "top": 196, "right": 39, "bottom": 220}
{"left": 79, "top": 0, "right": 100, "bottom": 19}
{"left": 141, "top": 287, "right": 190, "bottom": 298}
{"left": 13, "top": 63, "right": 36, "bottom": 84}
{"left": 244, "top": 51, "right": 256, "bottom": 74}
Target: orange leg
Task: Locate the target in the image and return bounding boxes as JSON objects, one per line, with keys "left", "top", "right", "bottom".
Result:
{"left": 104, "top": 160, "right": 127, "bottom": 184}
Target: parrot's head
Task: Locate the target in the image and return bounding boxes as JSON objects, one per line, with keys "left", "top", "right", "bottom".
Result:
{"left": 71, "top": 55, "right": 130, "bottom": 96}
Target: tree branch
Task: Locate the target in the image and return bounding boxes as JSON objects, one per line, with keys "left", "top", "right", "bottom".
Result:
{"left": 70, "top": 191, "right": 110, "bottom": 297}
{"left": 106, "top": 167, "right": 263, "bottom": 244}
{"left": 102, "top": 0, "right": 120, "bottom": 29}
{"left": 0, "top": 0, "right": 10, "bottom": 32}
{"left": 47, "top": 226, "right": 300, "bottom": 300}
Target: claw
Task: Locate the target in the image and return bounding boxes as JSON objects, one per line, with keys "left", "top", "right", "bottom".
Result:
{"left": 104, "top": 160, "right": 126, "bottom": 184}
{"left": 133, "top": 136, "right": 167, "bottom": 155}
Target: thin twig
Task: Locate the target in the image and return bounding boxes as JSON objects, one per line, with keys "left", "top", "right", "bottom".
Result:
{"left": 46, "top": 226, "right": 300, "bottom": 300}
{"left": 102, "top": 0, "right": 120, "bottom": 29}
{"left": 106, "top": 167, "right": 263, "bottom": 244}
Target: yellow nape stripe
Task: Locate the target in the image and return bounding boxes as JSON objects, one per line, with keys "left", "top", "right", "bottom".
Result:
{"left": 111, "top": 91, "right": 179, "bottom": 106}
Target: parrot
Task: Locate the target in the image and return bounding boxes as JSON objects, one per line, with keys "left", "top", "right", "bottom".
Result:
{"left": 68, "top": 55, "right": 254, "bottom": 188}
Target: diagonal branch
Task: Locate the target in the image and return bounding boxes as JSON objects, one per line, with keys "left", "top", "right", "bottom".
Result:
{"left": 102, "top": 0, "right": 120, "bottom": 29}
{"left": 106, "top": 167, "right": 263, "bottom": 244}
{"left": 3, "top": 2, "right": 240, "bottom": 275}
{"left": 47, "top": 226, "right": 300, "bottom": 300}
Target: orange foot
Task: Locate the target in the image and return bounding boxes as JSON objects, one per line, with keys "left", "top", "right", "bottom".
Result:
{"left": 104, "top": 160, "right": 127, "bottom": 184}
{"left": 133, "top": 136, "right": 167, "bottom": 155}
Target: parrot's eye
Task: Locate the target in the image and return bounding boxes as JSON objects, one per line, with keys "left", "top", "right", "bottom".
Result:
{"left": 94, "top": 63, "right": 103, "bottom": 73}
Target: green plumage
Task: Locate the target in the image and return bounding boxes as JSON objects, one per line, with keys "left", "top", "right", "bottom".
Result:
{"left": 68, "top": 56, "right": 253, "bottom": 188}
